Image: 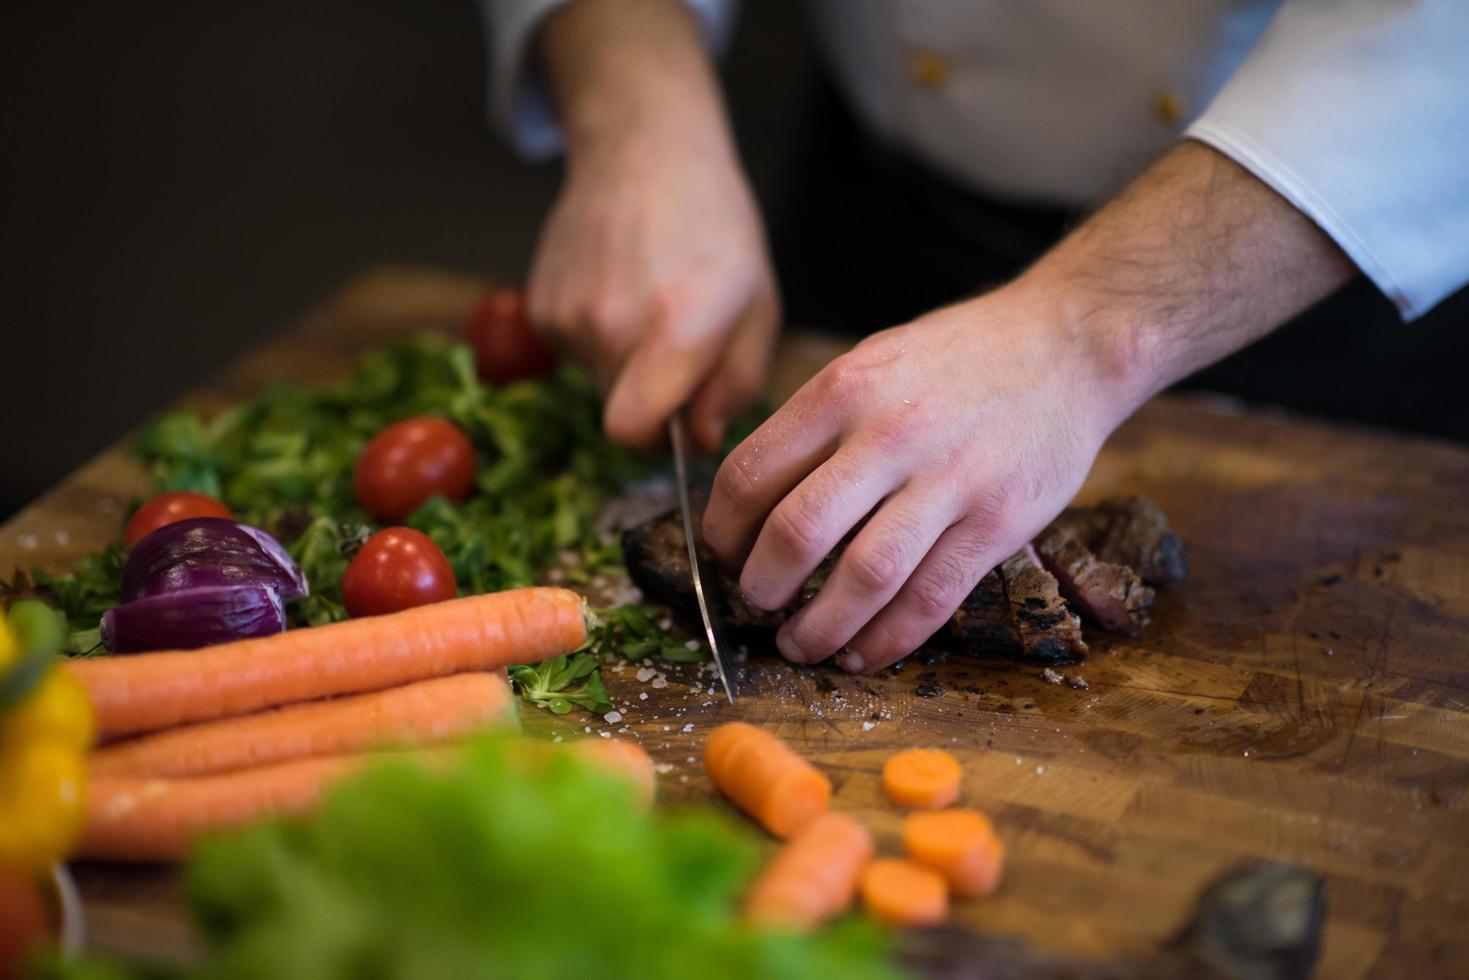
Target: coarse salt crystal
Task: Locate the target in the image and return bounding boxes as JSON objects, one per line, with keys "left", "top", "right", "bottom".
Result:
{"left": 681, "top": 723, "right": 694, "bottom": 733}
{"left": 1042, "top": 668, "right": 1064, "bottom": 685}
{"left": 684, "top": 639, "right": 700, "bottom": 652}
{"left": 635, "top": 667, "right": 656, "bottom": 682}
{"left": 638, "top": 692, "right": 649, "bottom": 700}
{"left": 861, "top": 721, "right": 875, "bottom": 731}
{"left": 1035, "top": 765, "right": 1045, "bottom": 775}
{"left": 651, "top": 676, "right": 669, "bottom": 689}
{"left": 600, "top": 731, "right": 611, "bottom": 738}
{"left": 603, "top": 711, "right": 623, "bottom": 724}
{"left": 654, "top": 763, "right": 674, "bottom": 774}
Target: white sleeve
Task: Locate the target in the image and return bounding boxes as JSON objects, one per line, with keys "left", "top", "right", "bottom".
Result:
{"left": 1185, "top": 0, "right": 1469, "bottom": 320}
{"left": 477, "top": 0, "right": 739, "bottom": 160}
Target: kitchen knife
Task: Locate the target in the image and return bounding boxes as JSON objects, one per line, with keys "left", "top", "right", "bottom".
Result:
{"left": 668, "top": 413, "right": 737, "bottom": 706}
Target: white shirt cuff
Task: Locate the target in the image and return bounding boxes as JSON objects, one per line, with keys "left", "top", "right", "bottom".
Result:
{"left": 1185, "top": 0, "right": 1469, "bottom": 321}
{"left": 479, "top": 0, "right": 737, "bottom": 160}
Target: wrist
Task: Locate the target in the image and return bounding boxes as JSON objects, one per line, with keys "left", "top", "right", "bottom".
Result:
{"left": 539, "top": 0, "right": 729, "bottom": 163}
{"left": 1005, "top": 263, "right": 1162, "bottom": 439}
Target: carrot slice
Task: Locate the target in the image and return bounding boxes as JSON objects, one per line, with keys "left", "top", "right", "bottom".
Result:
{"left": 70, "top": 587, "right": 587, "bottom": 738}
{"left": 88, "top": 673, "right": 516, "bottom": 779}
{"left": 882, "top": 748, "right": 963, "bottom": 809}
{"left": 903, "top": 808, "right": 1005, "bottom": 898}
{"left": 859, "top": 857, "right": 949, "bottom": 927}
{"left": 703, "top": 722, "right": 831, "bottom": 838}
{"left": 568, "top": 737, "right": 657, "bottom": 808}
{"left": 745, "top": 812, "right": 874, "bottom": 930}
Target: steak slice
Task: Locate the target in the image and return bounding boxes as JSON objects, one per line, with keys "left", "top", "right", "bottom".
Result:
{"left": 947, "top": 570, "right": 1020, "bottom": 654}
{"left": 1054, "top": 496, "right": 1188, "bottom": 586}
{"left": 1034, "top": 523, "right": 1154, "bottom": 633}
{"left": 621, "top": 511, "right": 784, "bottom": 630}
{"left": 998, "top": 550, "right": 1088, "bottom": 664}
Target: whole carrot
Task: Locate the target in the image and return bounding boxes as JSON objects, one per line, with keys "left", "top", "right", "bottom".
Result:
{"left": 82, "top": 754, "right": 374, "bottom": 861}
{"left": 704, "top": 722, "right": 831, "bottom": 838}
{"left": 70, "top": 587, "right": 587, "bottom": 738}
{"left": 745, "top": 812, "right": 874, "bottom": 931}
{"left": 88, "top": 672, "right": 517, "bottom": 779}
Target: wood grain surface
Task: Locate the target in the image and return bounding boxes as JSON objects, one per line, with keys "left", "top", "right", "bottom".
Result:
{"left": 4, "top": 267, "right": 1466, "bottom": 978}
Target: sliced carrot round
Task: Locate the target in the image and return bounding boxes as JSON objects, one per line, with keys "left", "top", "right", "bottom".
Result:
{"left": 882, "top": 748, "right": 963, "bottom": 809}
{"left": 903, "top": 808, "right": 1005, "bottom": 898}
{"left": 859, "top": 857, "right": 949, "bottom": 927}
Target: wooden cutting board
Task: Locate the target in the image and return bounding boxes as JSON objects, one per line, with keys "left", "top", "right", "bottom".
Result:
{"left": 3, "top": 267, "right": 1466, "bottom": 978}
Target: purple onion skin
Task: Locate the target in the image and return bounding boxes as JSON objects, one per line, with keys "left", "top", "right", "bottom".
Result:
{"left": 122, "top": 518, "right": 308, "bottom": 604}
{"left": 101, "top": 584, "right": 286, "bottom": 653}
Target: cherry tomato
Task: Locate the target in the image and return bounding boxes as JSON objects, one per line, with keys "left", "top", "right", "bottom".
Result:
{"left": 341, "top": 527, "right": 457, "bottom": 617}
{"left": 123, "top": 491, "right": 233, "bottom": 547}
{"left": 354, "top": 417, "right": 476, "bottom": 522}
{"left": 465, "top": 288, "right": 555, "bottom": 385}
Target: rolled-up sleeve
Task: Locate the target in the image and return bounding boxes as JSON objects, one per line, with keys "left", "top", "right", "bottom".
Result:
{"left": 1186, "top": 0, "right": 1469, "bottom": 320}
{"left": 478, "top": 0, "right": 738, "bottom": 160}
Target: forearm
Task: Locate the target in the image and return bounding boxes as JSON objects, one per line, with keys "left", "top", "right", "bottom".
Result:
{"left": 538, "top": 0, "right": 732, "bottom": 160}
{"left": 1021, "top": 140, "right": 1359, "bottom": 422}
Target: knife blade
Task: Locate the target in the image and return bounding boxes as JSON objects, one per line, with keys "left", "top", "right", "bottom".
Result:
{"left": 668, "top": 413, "right": 737, "bottom": 706}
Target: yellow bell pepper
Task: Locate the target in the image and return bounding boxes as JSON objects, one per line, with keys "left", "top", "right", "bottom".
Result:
{"left": 0, "top": 605, "right": 94, "bottom": 873}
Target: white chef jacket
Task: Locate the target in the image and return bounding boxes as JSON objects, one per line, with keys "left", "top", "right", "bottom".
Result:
{"left": 480, "top": 0, "right": 1469, "bottom": 320}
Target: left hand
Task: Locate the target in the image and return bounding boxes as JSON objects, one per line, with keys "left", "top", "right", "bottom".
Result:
{"left": 700, "top": 278, "right": 1134, "bottom": 674}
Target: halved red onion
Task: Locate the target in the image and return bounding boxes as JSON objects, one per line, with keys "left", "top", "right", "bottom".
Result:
{"left": 101, "top": 584, "right": 286, "bottom": 653}
{"left": 121, "top": 518, "right": 308, "bottom": 604}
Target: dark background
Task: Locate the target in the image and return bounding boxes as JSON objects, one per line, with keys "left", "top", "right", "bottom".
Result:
{"left": 3, "top": 2, "right": 1465, "bottom": 521}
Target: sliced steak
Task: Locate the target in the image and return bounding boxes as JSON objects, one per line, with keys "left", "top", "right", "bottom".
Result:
{"left": 622, "top": 512, "right": 1089, "bottom": 664}
{"left": 1034, "top": 523, "right": 1154, "bottom": 633}
{"left": 620, "top": 511, "right": 783, "bottom": 630}
{"left": 1055, "top": 496, "right": 1188, "bottom": 586}
{"left": 946, "top": 570, "right": 1021, "bottom": 655}
{"left": 998, "top": 550, "right": 1088, "bottom": 664}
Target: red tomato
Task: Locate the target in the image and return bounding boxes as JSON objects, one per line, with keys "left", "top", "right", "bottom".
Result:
{"left": 0, "top": 869, "right": 50, "bottom": 978}
{"left": 123, "top": 491, "right": 234, "bottom": 547}
{"left": 354, "top": 417, "right": 475, "bottom": 522}
{"left": 341, "top": 527, "right": 457, "bottom": 617}
{"left": 465, "top": 288, "right": 555, "bottom": 385}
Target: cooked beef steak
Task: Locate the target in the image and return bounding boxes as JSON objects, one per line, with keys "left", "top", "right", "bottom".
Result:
{"left": 1034, "top": 523, "right": 1154, "bottom": 633}
{"left": 947, "top": 569, "right": 1019, "bottom": 653}
{"left": 623, "top": 512, "right": 1090, "bottom": 664}
{"left": 1054, "top": 496, "right": 1188, "bottom": 586}
{"left": 998, "top": 550, "right": 1088, "bottom": 664}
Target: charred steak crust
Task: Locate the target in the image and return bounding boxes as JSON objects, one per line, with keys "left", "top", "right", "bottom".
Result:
{"left": 946, "top": 570, "right": 1021, "bottom": 655}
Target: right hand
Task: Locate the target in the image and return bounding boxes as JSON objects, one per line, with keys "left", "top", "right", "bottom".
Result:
{"left": 526, "top": 92, "right": 779, "bottom": 454}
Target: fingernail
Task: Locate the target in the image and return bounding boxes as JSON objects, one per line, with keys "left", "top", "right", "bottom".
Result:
{"left": 776, "top": 629, "right": 808, "bottom": 664}
{"left": 841, "top": 652, "right": 865, "bottom": 673}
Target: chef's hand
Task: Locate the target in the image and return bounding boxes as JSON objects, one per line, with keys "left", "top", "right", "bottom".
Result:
{"left": 529, "top": 0, "right": 779, "bottom": 453}
{"left": 703, "top": 141, "right": 1357, "bottom": 673}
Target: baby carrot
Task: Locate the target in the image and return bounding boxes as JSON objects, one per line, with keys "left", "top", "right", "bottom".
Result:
{"left": 745, "top": 812, "right": 874, "bottom": 930}
{"left": 704, "top": 722, "right": 831, "bottom": 838}
{"left": 882, "top": 748, "right": 963, "bottom": 809}
{"left": 70, "top": 587, "right": 587, "bottom": 738}
{"left": 88, "top": 672, "right": 517, "bottom": 779}
{"left": 903, "top": 808, "right": 1006, "bottom": 898}
{"left": 859, "top": 858, "right": 949, "bottom": 927}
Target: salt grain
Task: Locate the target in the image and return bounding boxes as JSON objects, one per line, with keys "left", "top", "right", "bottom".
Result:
{"left": 684, "top": 639, "right": 701, "bottom": 652}
{"left": 638, "top": 692, "right": 649, "bottom": 701}
{"left": 600, "top": 731, "right": 611, "bottom": 739}
{"left": 1042, "top": 668, "right": 1064, "bottom": 685}
{"left": 861, "top": 721, "right": 875, "bottom": 731}
{"left": 635, "top": 667, "right": 656, "bottom": 682}
{"left": 651, "top": 676, "right": 669, "bottom": 689}
{"left": 681, "top": 723, "right": 694, "bottom": 733}
{"left": 603, "top": 711, "right": 623, "bottom": 724}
